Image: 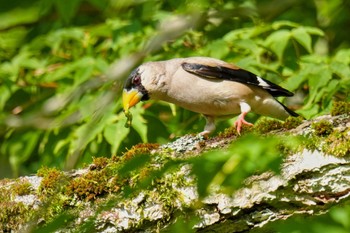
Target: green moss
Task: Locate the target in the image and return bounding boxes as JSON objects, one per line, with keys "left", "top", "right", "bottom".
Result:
{"left": 297, "top": 121, "right": 349, "bottom": 157}
{"left": 299, "top": 135, "right": 321, "bottom": 152}
{"left": 217, "top": 115, "right": 302, "bottom": 138}
{"left": 0, "top": 201, "right": 31, "bottom": 232}
{"left": 331, "top": 101, "right": 350, "bottom": 116}
{"left": 34, "top": 167, "right": 71, "bottom": 223}
{"left": 283, "top": 116, "right": 304, "bottom": 130}
{"left": 0, "top": 187, "right": 12, "bottom": 203}
{"left": 90, "top": 157, "right": 110, "bottom": 170}
{"left": 66, "top": 144, "right": 161, "bottom": 202}
{"left": 66, "top": 167, "right": 123, "bottom": 201}
{"left": 276, "top": 139, "right": 297, "bottom": 155}
{"left": 254, "top": 118, "right": 283, "bottom": 134}
{"left": 323, "top": 129, "right": 350, "bottom": 157}
{"left": 67, "top": 170, "right": 107, "bottom": 201}
{"left": 37, "top": 166, "right": 60, "bottom": 177}
{"left": 144, "top": 166, "right": 194, "bottom": 215}
{"left": 218, "top": 124, "right": 254, "bottom": 138}
{"left": 0, "top": 178, "right": 11, "bottom": 186}
{"left": 37, "top": 167, "right": 69, "bottom": 196}
{"left": 218, "top": 126, "right": 239, "bottom": 138}
{"left": 13, "top": 178, "right": 32, "bottom": 196}
{"left": 121, "top": 143, "right": 160, "bottom": 161}
{"left": 0, "top": 179, "right": 33, "bottom": 231}
{"left": 311, "top": 120, "right": 333, "bottom": 136}
{"left": 0, "top": 181, "right": 31, "bottom": 231}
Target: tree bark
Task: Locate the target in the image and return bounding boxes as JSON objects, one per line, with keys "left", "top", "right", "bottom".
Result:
{"left": 1, "top": 114, "right": 349, "bottom": 232}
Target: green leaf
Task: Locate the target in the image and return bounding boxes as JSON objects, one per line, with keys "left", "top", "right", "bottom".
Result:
{"left": 272, "top": 20, "right": 299, "bottom": 29}
{"left": 70, "top": 121, "right": 104, "bottom": 154}
{"left": 0, "top": 83, "right": 14, "bottom": 110}
{"left": 330, "top": 206, "right": 350, "bottom": 229}
{"left": 232, "top": 39, "right": 260, "bottom": 52}
{"left": 43, "top": 57, "right": 96, "bottom": 82}
{"left": 292, "top": 27, "right": 312, "bottom": 53}
{"left": 87, "top": 0, "right": 109, "bottom": 10}
{"left": 319, "top": 79, "right": 339, "bottom": 101}
{"left": 45, "top": 28, "right": 85, "bottom": 55}
{"left": 118, "top": 154, "right": 151, "bottom": 177}
{"left": 33, "top": 212, "right": 75, "bottom": 233}
{"left": 0, "top": 27, "right": 28, "bottom": 58}
{"left": 306, "top": 67, "right": 332, "bottom": 107}
{"left": 298, "top": 104, "right": 320, "bottom": 119}
{"left": 0, "top": 7, "right": 40, "bottom": 30}
{"left": 264, "top": 29, "right": 291, "bottom": 60}
{"left": 54, "top": 0, "right": 82, "bottom": 24}
{"left": 54, "top": 139, "right": 70, "bottom": 155}
{"left": 223, "top": 27, "right": 255, "bottom": 41}
{"left": 130, "top": 105, "right": 148, "bottom": 142}
{"left": 206, "top": 40, "right": 230, "bottom": 58}
{"left": 5, "top": 131, "right": 42, "bottom": 176}
{"left": 304, "top": 26, "right": 325, "bottom": 36}
{"left": 334, "top": 49, "right": 350, "bottom": 64}
{"left": 69, "top": 100, "right": 116, "bottom": 156}
{"left": 283, "top": 69, "right": 307, "bottom": 91}
{"left": 331, "top": 61, "right": 350, "bottom": 81}
{"left": 104, "top": 119, "right": 130, "bottom": 155}
{"left": 191, "top": 149, "right": 232, "bottom": 197}
{"left": 191, "top": 134, "right": 284, "bottom": 197}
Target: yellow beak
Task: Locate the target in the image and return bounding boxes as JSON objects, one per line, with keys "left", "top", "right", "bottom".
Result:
{"left": 122, "top": 89, "right": 143, "bottom": 113}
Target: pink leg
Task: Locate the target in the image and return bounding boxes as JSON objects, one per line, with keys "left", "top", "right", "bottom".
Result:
{"left": 234, "top": 111, "right": 253, "bottom": 135}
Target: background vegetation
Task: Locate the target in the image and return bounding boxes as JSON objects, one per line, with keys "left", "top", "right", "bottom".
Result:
{"left": 0, "top": 0, "right": 349, "bottom": 231}
{"left": 1, "top": 0, "right": 348, "bottom": 178}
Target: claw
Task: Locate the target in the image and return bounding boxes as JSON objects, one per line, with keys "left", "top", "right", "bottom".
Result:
{"left": 234, "top": 112, "right": 253, "bottom": 135}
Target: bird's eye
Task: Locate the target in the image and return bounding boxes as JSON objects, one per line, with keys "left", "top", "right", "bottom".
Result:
{"left": 133, "top": 75, "right": 141, "bottom": 85}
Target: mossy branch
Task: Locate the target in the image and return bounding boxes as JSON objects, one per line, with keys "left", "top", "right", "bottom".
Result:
{"left": 0, "top": 110, "right": 349, "bottom": 232}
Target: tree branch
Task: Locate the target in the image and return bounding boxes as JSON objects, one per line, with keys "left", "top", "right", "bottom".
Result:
{"left": 1, "top": 114, "right": 349, "bottom": 232}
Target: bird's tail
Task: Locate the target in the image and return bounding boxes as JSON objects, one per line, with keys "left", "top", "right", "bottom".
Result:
{"left": 253, "top": 98, "right": 299, "bottom": 120}
{"left": 278, "top": 100, "right": 299, "bottom": 117}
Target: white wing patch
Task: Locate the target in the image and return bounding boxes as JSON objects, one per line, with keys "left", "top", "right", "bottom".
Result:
{"left": 257, "top": 76, "right": 270, "bottom": 87}
{"left": 239, "top": 102, "right": 251, "bottom": 113}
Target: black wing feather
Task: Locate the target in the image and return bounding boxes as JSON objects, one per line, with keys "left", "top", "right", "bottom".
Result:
{"left": 181, "top": 62, "right": 293, "bottom": 97}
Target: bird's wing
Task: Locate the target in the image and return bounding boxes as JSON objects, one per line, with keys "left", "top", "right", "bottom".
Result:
{"left": 181, "top": 62, "right": 293, "bottom": 97}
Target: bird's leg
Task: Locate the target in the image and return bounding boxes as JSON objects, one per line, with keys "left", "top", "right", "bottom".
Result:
{"left": 234, "top": 102, "right": 253, "bottom": 135}
{"left": 200, "top": 115, "right": 216, "bottom": 136}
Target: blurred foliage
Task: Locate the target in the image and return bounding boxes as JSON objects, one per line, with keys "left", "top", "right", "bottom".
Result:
{"left": 1, "top": 0, "right": 349, "bottom": 178}
{"left": 271, "top": 204, "right": 350, "bottom": 233}
{"left": 191, "top": 134, "right": 285, "bottom": 197}
{"left": 0, "top": 0, "right": 349, "bottom": 231}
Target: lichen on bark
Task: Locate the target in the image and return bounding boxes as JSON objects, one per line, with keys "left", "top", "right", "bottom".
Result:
{"left": 0, "top": 113, "right": 349, "bottom": 232}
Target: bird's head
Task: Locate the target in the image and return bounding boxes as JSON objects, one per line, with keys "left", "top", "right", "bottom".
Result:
{"left": 122, "top": 67, "right": 149, "bottom": 114}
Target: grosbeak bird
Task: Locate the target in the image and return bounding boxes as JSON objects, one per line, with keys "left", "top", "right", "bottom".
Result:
{"left": 123, "top": 57, "right": 298, "bottom": 135}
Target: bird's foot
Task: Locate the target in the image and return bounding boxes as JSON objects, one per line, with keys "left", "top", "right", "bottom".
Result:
{"left": 234, "top": 113, "right": 253, "bottom": 135}
{"left": 200, "top": 115, "right": 215, "bottom": 138}
{"left": 199, "top": 131, "right": 210, "bottom": 138}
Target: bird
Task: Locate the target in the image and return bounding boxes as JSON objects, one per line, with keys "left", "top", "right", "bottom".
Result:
{"left": 122, "top": 57, "right": 299, "bottom": 135}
